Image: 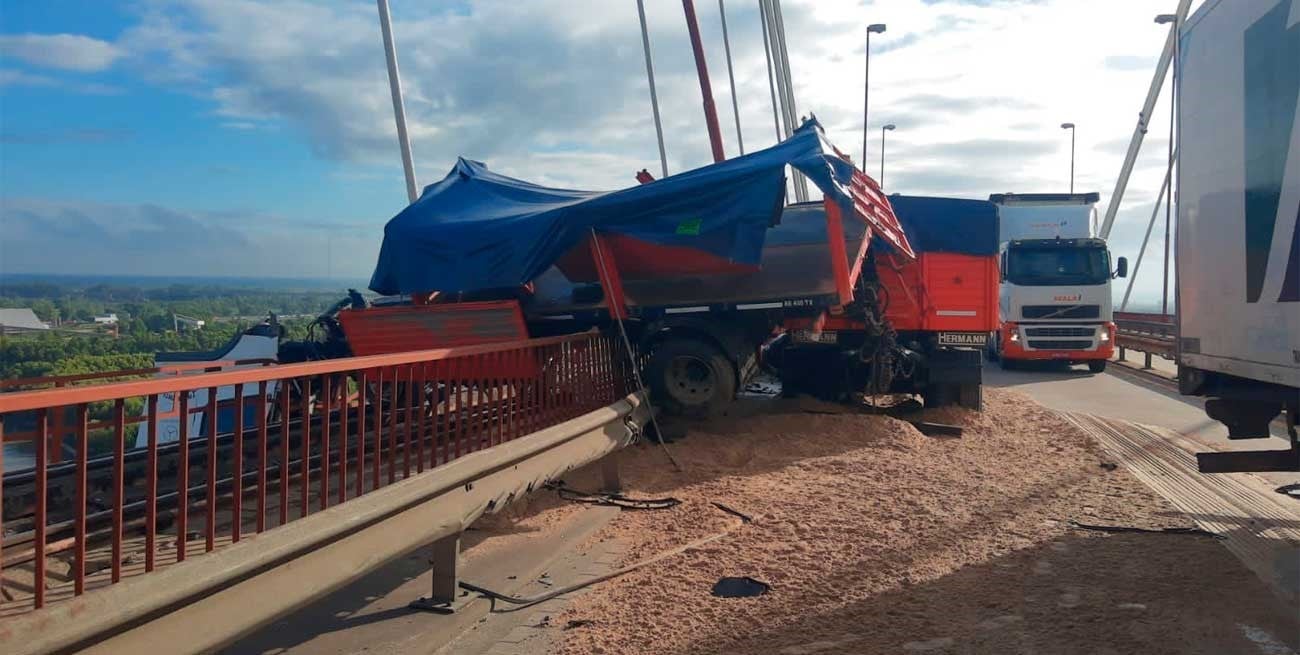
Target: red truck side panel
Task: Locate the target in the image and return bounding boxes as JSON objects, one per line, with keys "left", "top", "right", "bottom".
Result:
{"left": 339, "top": 301, "right": 529, "bottom": 356}
{"left": 879, "top": 253, "right": 998, "bottom": 333}
{"left": 824, "top": 197, "right": 855, "bottom": 306}
{"left": 339, "top": 301, "right": 539, "bottom": 380}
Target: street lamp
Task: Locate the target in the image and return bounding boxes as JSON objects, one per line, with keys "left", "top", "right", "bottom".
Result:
{"left": 1060, "top": 122, "right": 1076, "bottom": 194}
{"left": 880, "top": 123, "right": 896, "bottom": 187}
{"left": 862, "top": 23, "right": 887, "bottom": 168}
{"left": 1155, "top": 13, "right": 1178, "bottom": 315}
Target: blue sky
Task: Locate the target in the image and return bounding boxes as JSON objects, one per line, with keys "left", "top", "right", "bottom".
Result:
{"left": 0, "top": 0, "right": 1187, "bottom": 303}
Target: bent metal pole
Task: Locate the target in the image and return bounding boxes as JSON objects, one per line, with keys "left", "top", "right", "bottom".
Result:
{"left": 682, "top": 0, "right": 727, "bottom": 162}
{"left": 376, "top": 0, "right": 419, "bottom": 204}
{"left": 636, "top": 0, "right": 669, "bottom": 178}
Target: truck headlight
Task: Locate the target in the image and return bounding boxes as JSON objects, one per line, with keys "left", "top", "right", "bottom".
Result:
{"left": 1009, "top": 331, "right": 1019, "bottom": 343}
{"left": 1099, "top": 329, "right": 1110, "bottom": 342}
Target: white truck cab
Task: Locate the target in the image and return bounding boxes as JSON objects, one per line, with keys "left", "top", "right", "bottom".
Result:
{"left": 988, "top": 193, "right": 1127, "bottom": 372}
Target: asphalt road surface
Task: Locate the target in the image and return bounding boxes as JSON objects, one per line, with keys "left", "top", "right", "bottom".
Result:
{"left": 984, "top": 359, "right": 1297, "bottom": 488}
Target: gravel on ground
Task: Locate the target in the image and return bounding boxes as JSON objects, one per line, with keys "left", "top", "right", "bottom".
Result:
{"left": 528, "top": 388, "right": 1300, "bottom": 655}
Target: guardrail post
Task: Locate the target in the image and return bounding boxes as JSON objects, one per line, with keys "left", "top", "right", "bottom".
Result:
{"left": 1143, "top": 352, "right": 1153, "bottom": 369}
{"left": 49, "top": 383, "right": 66, "bottom": 463}
{"left": 409, "top": 532, "right": 461, "bottom": 613}
{"left": 1118, "top": 346, "right": 1126, "bottom": 362}
{"left": 601, "top": 456, "right": 622, "bottom": 493}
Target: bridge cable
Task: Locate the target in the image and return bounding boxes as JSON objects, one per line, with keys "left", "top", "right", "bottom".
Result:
{"left": 1120, "top": 147, "right": 1176, "bottom": 312}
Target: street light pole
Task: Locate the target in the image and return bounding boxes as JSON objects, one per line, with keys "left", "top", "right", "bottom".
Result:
{"left": 1060, "top": 122, "right": 1076, "bottom": 194}
{"left": 880, "top": 123, "right": 895, "bottom": 187}
{"left": 1156, "top": 13, "right": 1178, "bottom": 316}
{"left": 862, "top": 23, "right": 887, "bottom": 168}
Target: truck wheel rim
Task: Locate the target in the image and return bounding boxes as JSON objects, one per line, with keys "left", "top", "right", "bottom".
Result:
{"left": 667, "top": 356, "right": 714, "bottom": 403}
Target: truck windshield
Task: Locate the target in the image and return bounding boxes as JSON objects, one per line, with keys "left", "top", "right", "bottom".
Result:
{"left": 1006, "top": 247, "right": 1109, "bottom": 286}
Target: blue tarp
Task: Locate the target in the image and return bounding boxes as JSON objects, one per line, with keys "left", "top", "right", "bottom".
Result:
{"left": 369, "top": 120, "right": 862, "bottom": 295}
{"left": 888, "top": 195, "right": 1000, "bottom": 256}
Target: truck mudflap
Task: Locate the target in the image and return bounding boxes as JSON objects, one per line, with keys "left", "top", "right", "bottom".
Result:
{"left": 924, "top": 347, "right": 984, "bottom": 410}
{"left": 1194, "top": 398, "right": 1300, "bottom": 473}
{"left": 1197, "top": 447, "right": 1300, "bottom": 473}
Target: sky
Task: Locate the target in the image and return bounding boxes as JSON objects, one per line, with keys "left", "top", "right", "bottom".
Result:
{"left": 0, "top": 0, "right": 1190, "bottom": 305}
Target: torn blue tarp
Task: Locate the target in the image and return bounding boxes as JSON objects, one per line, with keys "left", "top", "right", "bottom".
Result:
{"left": 888, "top": 195, "right": 1000, "bottom": 256}
{"left": 368, "top": 119, "right": 863, "bottom": 295}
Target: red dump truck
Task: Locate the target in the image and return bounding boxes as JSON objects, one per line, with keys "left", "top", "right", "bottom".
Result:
{"left": 256, "top": 122, "right": 1001, "bottom": 416}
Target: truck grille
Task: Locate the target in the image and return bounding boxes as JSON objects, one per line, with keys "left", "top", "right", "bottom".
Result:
{"left": 1027, "top": 339, "right": 1093, "bottom": 350}
{"left": 1024, "top": 327, "right": 1095, "bottom": 337}
{"left": 1021, "top": 304, "right": 1100, "bottom": 319}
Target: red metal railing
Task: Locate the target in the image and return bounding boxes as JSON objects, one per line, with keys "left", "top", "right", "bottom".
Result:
{"left": 0, "top": 331, "right": 634, "bottom": 614}
{"left": 0, "top": 359, "right": 277, "bottom": 464}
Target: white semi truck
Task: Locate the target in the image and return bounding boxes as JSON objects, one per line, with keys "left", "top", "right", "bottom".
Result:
{"left": 989, "top": 193, "right": 1127, "bottom": 372}
{"left": 1177, "top": 0, "right": 1299, "bottom": 472}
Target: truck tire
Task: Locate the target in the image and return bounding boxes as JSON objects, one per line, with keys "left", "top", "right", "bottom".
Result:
{"left": 1088, "top": 360, "right": 1107, "bottom": 373}
{"left": 647, "top": 338, "right": 737, "bottom": 418}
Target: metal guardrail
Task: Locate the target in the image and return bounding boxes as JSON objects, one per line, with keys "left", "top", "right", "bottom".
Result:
{"left": 1114, "top": 311, "right": 1175, "bottom": 369}
{"left": 0, "top": 331, "right": 635, "bottom": 616}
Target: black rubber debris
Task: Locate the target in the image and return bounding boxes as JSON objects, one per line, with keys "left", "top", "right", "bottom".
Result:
{"left": 564, "top": 619, "right": 597, "bottom": 630}
{"left": 910, "top": 420, "right": 963, "bottom": 437}
{"left": 546, "top": 481, "right": 681, "bottom": 510}
{"left": 711, "top": 576, "right": 771, "bottom": 598}
{"left": 884, "top": 398, "right": 925, "bottom": 415}
{"left": 711, "top": 501, "right": 754, "bottom": 523}
{"left": 1275, "top": 483, "right": 1300, "bottom": 499}
{"left": 1068, "top": 519, "right": 1221, "bottom": 538}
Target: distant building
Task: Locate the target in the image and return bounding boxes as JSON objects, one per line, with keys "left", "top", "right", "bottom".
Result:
{"left": 0, "top": 308, "right": 50, "bottom": 331}
{"left": 174, "top": 314, "right": 205, "bottom": 331}
{"left": 93, "top": 313, "right": 119, "bottom": 325}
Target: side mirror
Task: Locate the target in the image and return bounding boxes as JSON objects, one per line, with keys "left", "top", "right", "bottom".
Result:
{"left": 1115, "top": 256, "right": 1128, "bottom": 279}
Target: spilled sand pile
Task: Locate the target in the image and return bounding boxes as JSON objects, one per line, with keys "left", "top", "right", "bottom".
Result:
{"left": 541, "top": 388, "right": 1298, "bottom": 655}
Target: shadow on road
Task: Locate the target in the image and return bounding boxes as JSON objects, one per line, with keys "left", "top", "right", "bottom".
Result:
{"left": 984, "top": 360, "right": 1098, "bottom": 388}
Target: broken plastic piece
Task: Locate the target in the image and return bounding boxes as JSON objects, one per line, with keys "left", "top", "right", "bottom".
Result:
{"left": 711, "top": 576, "right": 770, "bottom": 598}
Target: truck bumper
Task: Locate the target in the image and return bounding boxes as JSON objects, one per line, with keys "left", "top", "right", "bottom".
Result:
{"left": 1000, "top": 322, "right": 1115, "bottom": 361}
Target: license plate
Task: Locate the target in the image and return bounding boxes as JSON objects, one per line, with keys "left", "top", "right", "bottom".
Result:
{"left": 792, "top": 329, "right": 838, "bottom": 344}
{"left": 938, "top": 332, "right": 988, "bottom": 347}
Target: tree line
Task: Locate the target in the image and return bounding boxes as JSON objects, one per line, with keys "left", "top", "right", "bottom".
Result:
{"left": 1, "top": 280, "right": 345, "bottom": 381}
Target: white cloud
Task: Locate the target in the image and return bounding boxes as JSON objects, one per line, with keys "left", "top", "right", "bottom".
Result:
{"left": 111, "top": 1, "right": 1182, "bottom": 196}
{"left": 0, "top": 33, "right": 124, "bottom": 72}
{"left": 0, "top": 67, "right": 122, "bottom": 95}
{"left": 7, "top": 0, "right": 1190, "bottom": 302}
{"left": 0, "top": 68, "right": 57, "bottom": 87}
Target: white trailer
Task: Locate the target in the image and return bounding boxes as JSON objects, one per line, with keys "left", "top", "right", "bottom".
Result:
{"left": 1177, "top": 0, "right": 1299, "bottom": 472}
{"left": 989, "top": 193, "right": 1127, "bottom": 372}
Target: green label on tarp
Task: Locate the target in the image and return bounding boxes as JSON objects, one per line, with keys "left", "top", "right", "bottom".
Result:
{"left": 676, "top": 218, "right": 703, "bottom": 236}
